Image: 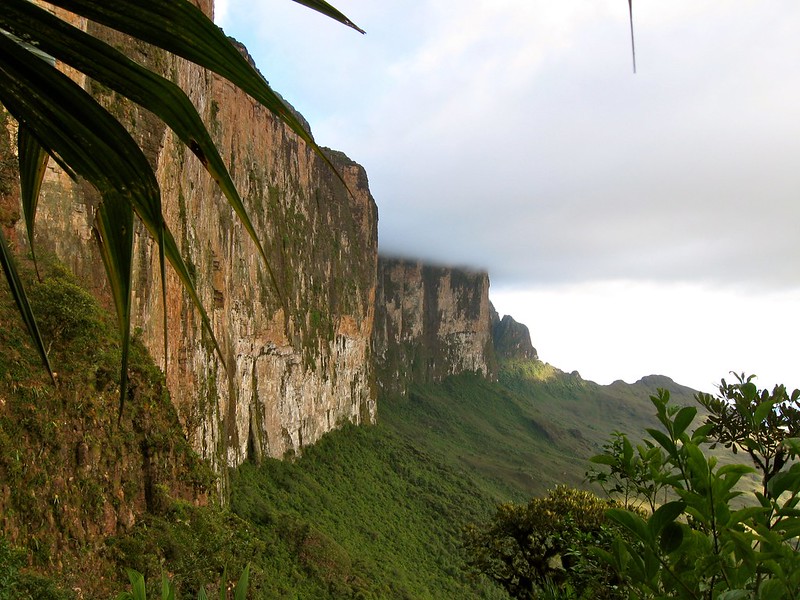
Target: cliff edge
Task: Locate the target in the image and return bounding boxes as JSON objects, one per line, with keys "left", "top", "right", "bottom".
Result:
{"left": 373, "top": 257, "right": 497, "bottom": 395}
{"left": 4, "top": 10, "right": 377, "bottom": 473}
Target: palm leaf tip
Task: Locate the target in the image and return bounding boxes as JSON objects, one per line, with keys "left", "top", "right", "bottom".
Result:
{"left": 0, "top": 227, "right": 55, "bottom": 382}
{"left": 290, "top": 0, "right": 366, "bottom": 33}
{"left": 628, "top": 0, "right": 636, "bottom": 74}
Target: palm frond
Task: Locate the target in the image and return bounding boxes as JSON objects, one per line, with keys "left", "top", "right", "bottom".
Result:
{"left": 628, "top": 0, "right": 636, "bottom": 73}
{"left": 0, "top": 226, "right": 54, "bottom": 381}
{"left": 92, "top": 196, "right": 133, "bottom": 421}
{"left": 44, "top": 0, "right": 354, "bottom": 188}
{"left": 0, "top": 0, "right": 362, "bottom": 417}
{"left": 290, "top": 0, "right": 366, "bottom": 33}
{"left": 16, "top": 124, "right": 48, "bottom": 278}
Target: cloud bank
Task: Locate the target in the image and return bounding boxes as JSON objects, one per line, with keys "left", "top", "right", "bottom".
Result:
{"left": 218, "top": 1, "right": 800, "bottom": 388}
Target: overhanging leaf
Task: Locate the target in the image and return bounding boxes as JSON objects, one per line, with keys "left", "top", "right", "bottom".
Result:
{"left": 628, "top": 0, "right": 636, "bottom": 73}
{"left": 0, "top": 33, "right": 227, "bottom": 401}
{"left": 290, "top": 0, "right": 366, "bottom": 33}
{"left": 0, "top": 0, "right": 281, "bottom": 302}
{"left": 0, "top": 30, "right": 159, "bottom": 407}
{"left": 0, "top": 32, "right": 161, "bottom": 226}
{"left": 0, "top": 226, "right": 54, "bottom": 381}
{"left": 45, "top": 0, "right": 354, "bottom": 192}
{"left": 92, "top": 196, "right": 133, "bottom": 420}
{"left": 16, "top": 124, "right": 48, "bottom": 277}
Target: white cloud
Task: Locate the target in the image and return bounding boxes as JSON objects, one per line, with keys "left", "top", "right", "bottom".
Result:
{"left": 213, "top": 0, "right": 229, "bottom": 25}
{"left": 218, "top": 0, "right": 800, "bottom": 388}
{"left": 491, "top": 282, "right": 800, "bottom": 394}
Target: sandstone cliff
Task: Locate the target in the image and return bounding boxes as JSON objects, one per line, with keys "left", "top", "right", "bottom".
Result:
{"left": 373, "top": 257, "right": 497, "bottom": 395}
{"left": 5, "top": 3, "right": 377, "bottom": 474}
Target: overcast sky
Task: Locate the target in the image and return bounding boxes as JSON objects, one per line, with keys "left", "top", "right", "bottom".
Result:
{"left": 216, "top": 0, "right": 800, "bottom": 393}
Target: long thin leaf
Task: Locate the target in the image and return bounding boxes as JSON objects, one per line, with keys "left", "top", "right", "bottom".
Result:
{"left": 628, "top": 0, "right": 636, "bottom": 73}
{"left": 1, "top": 0, "right": 287, "bottom": 342}
{"left": 45, "top": 0, "right": 354, "bottom": 189}
{"left": 161, "top": 573, "right": 176, "bottom": 600}
{"left": 0, "top": 227, "right": 54, "bottom": 381}
{"left": 0, "top": 36, "right": 156, "bottom": 204}
{"left": 0, "top": 31, "right": 154, "bottom": 410}
{"left": 125, "top": 569, "right": 147, "bottom": 600}
{"left": 290, "top": 0, "right": 366, "bottom": 33}
{"left": 233, "top": 564, "right": 250, "bottom": 600}
{"left": 0, "top": 34, "right": 226, "bottom": 398}
{"left": 16, "top": 124, "right": 49, "bottom": 278}
{"left": 0, "top": 0, "right": 279, "bottom": 284}
{"left": 92, "top": 197, "right": 133, "bottom": 421}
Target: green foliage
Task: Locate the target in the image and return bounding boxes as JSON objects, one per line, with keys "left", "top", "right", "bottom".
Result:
{"left": 0, "top": 0, "right": 361, "bottom": 412}
{"left": 0, "top": 257, "right": 215, "bottom": 598}
{"left": 586, "top": 431, "right": 673, "bottom": 513}
{"left": 463, "top": 486, "right": 625, "bottom": 599}
{"left": 384, "top": 366, "right": 697, "bottom": 501}
{"left": 26, "top": 270, "right": 102, "bottom": 344}
{"left": 229, "top": 422, "right": 503, "bottom": 599}
{"left": 0, "top": 536, "right": 74, "bottom": 600}
{"left": 108, "top": 421, "right": 505, "bottom": 599}
{"left": 589, "top": 378, "right": 800, "bottom": 599}
{"left": 0, "top": 536, "right": 23, "bottom": 600}
{"left": 115, "top": 566, "right": 249, "bottom": 600}
{"left": 697, "top": 372, "right": 800, "bottom": 498}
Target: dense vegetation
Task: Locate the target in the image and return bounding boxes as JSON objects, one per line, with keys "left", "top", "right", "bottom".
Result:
{"left": 465, "top": 379, "right": 800, "bottom": 599}
{"left": 13, "top": 255, "right": 789, "bottom": 600}
{"left": 2, "top": 259, "right": 702, "bottom": 598}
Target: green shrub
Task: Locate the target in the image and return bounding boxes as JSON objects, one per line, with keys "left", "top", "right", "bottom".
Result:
{"left": 0, "top": 537, "right": 73, "bottom": 600}
{"left": 463, "top": 486, "right": 625, "bottom": 599}
{"left": 27, "top": 275, "right": 102, "bottom": 344}
{"left": 591, "top": 377, "right": 800, "bottom": 599}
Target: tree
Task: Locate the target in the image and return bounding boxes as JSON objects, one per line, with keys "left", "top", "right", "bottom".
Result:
{"left": 0, "top": 0, "right": 363, "bottom": 415}
{"left": 463, "top": 486, "right": 626, "bottom": 599}
{"left": 592, "top": 378, "right": 800, "bottom": 599}
{"left": 697, "top": 373, "right": 800, "bottom": 500}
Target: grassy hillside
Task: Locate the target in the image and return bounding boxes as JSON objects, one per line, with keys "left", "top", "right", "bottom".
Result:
{"left": 1, "top": 259, "right": 706, "bottom": 598}
{"left": 381, "top": 361, "right": 698, "bottom": 501}
{"left": 115, "top": 357, "right": 697, "bottom": 598}
{"left": 104, "top": 420, "right": 508, "bottom": 599}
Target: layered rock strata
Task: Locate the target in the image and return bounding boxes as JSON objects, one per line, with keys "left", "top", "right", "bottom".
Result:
{"left": 373, "top": 257, "right": 497, "bottom": 395}
{"left": 6, "top": 4, "right": 378, "bottom": 473}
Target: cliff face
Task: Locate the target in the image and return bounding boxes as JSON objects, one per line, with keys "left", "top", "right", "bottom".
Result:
{"left": 491, "top": 306, "right": 538, "bottom": 361}
{"left": 7, "top": 6, "right": 377, "bottom": 471}
{"left": 373, "top": 257, "right": 497, "bottom": 395}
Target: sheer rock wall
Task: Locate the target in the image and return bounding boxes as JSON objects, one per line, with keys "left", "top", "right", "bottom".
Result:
{"left": 10, "top": 5, "right": 378, "bottom": 474}
{"left": 373, "top": 257, "right": 497, "bottom": 395}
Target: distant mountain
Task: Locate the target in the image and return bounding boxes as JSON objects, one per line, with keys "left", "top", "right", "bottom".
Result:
{"left": 380, "top": 358, "right": 700, "bottom": 501}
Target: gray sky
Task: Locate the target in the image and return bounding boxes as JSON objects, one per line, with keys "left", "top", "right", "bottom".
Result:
{"left": 217, "top": 0, "right": 800, "bottom": 392}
